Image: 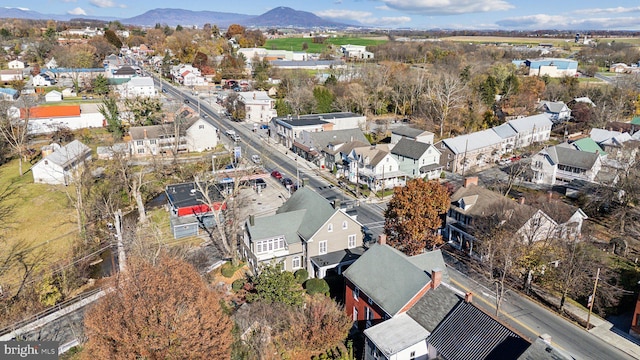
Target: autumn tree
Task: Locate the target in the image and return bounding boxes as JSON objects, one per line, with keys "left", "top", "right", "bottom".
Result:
{"left": 384, "top": 179, "right": 450, "bottom": 255}
{"left": 225, "top": 24, "right": 245, "bottom": 39}
{"left": 246, "top": 262, "right": 305, "bottom": 306}
{"left": 83, "top": 254, "right": 233, "bottom": 359}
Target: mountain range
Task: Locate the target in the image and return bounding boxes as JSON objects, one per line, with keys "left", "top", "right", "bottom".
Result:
{"left": 0, "top": 6, "right": 354, "bottom": 29}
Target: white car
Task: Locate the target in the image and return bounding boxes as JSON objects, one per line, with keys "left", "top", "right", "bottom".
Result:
{"left": 251, "top": 155, "right": 261, "bottom": 164}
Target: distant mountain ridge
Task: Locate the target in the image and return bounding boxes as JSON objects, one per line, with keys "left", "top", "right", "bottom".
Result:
{"left": 0, "top": 6, "right": 352, "bottom": 29}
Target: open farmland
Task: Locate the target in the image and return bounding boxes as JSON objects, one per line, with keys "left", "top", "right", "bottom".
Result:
{"left": 264, "top": 36, "right": 387, "bottom": 53}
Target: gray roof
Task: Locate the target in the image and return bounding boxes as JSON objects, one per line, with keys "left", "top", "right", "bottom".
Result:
{"left": 517, "top": 338, "right": 573, "bottom": 360}
{"left": 492, "top": 123, "right": 517, "bottom": 139}
{"left": 407, "top": 284, "right": 462, "bottom": 333}
{"left": 44, "top": 140, "right": 91, "bottom": 167}
{"left": 546, "top": 146, "right": 599, "bottom": 170}
{"left": 364, "top": 313, "right": 430, "bottom": 357}
{"left": 391, "top": 138, "right": 433, "bottom": 160}
{"left": 343, "top": 244, "right": 440, "bottom": 316}
{"left": 129, "top": 117, "right": 210, "bottom": 140}
{"left": 276, "top": 118, "right": 328, "bottom": 127}
{"left": 429, "top": 301, "right": 530, "bottom": 360}
{"left": 392, "top": 126, "right": 431, "bottom": 138}
{"left": 507, "top": 114, "right": 553, "bottom": 133}
{"left": 307, "top": 128, "right": 368, "bottom": 151}
{"left": 408, "top": 250, "right": 449, "bottom": 283}
{"left": 247, "top": 210, "right": 306, "bottom": 245}
{"left": 275, "top": 187, "right": 337, "bottom": 240}
{"left": 441, "top": 129, "right": 503, "bottom": 154}
{"left": 537, "top": 100, "right": 568, "bottom": 114}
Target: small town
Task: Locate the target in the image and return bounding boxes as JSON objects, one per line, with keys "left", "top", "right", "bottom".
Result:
{"left": 1, "top": 2, "right": 640, "bottom": 360}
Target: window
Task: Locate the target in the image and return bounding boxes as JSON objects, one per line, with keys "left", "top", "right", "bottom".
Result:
{"left": 292, "top": 256, "right": 301, "bottom": 269}
{"left": 348, "top": 234, "right": 356, "bottom": 249}
{"left": 342, "top": 221, "right": 348, "bottom": 230}
{"left": 353, "top": 286, "right": 359, "bottom": 300}
{"left": 137, "top": 148, "right": 145, "bottom": 154}
{"left": 353, "top": 306, "right": 358, "bottom": 321}
{"left": 327, "top": 223, "right": 333, "bottom": 232}
{"left": 199, "top": 125, "right": 204, "bottom": 129}
{"left": 410, "top": 351, "right": 416, "bottom": 360}
{"left": 149, "top": 139, "right": 156, "bottom": 145}
{"left": 319, "top": 240, "right": 327, "bottom": 255}
{"left": 255, "top": 236, "right": 286, "bottom": 254}
{"left": 136, "top": 140, "right": 143, "bottom": 146}
{"left": 389, "top": 165, "right": 392, "bottom": 171}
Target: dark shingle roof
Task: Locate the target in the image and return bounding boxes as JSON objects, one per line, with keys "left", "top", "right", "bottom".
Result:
{"left": 307, "top": 128, "right": 368, "bottom": 150}
{"left": 392, "top": 125, "right": 429, "bottom": 138}
{"left": 429, "top": 301, "right": 530, "bottom": 360}
{"left": 546, "top": 146, "right": 599, "bottom": 170}
{"left": 391, "top": 138, "right": 432, "bottom": 160}
{"left": 407, "top": 284, "right": 462, "bottom": 332}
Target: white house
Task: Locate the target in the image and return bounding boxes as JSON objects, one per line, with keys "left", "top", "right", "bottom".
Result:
{"left": 340, "top": 44, "right": 374, "bottom": 60}
{"left": 1, "top": 70, "right": 23, "bottom": 82}
{"left": 347, "top": 144, "right": 406, "bottom": 191}
{"left": 237, "top": 91, "right": 277, "bottom": 123}
{"left": 22, "top": 104, "right": 104, "bottom": 135}
{"left": 530, "top": 144, "right": 602, "bottom": 185}
{"left": 129, "top": 117, "right": 218, "bottom": 156}
{"left": 44, "top": 90, "right": 63, "bottom": 102}
{"left": 118, "top": 76, "right": 156, "bottom": 98}
{"left": 536, "top": 100, "right": 571, "bottom": 123}
{"left": 507, "top": 113, "right": 554, "bottom": 148}
{"left": 32, "top": 74, "right": 53, "bottom": 87}
{"left": 32, "top": 140, "right": 92, "bottom": 185}
{"left": 8, "top": 60, "right": 25, "bottom": 69}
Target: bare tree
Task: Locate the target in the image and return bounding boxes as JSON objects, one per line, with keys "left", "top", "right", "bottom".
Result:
{"left": 424, "top": 72, "right": 466, "bottom": 138}
{"left": 0, "top": 96, "right": 38, "bottom": 176}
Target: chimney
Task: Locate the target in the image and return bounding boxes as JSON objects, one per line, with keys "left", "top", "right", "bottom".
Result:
{"left": 547, "top": 191, "right": 553, "bottom": 201}
{"left": 378, "top": 234, "right": 386, "bottom": 246}
{"left": 431, "top": 268, "right": 442, "bottom": 289}
{"left": 518, "top": 197, "right": 525, "bottom": 205}
{"left": 143, "top": 129, "right": 147, "bottom": 139}
{"left": 253, "top": 92, "right": 256, "bottom": 100}
{"left": 333, "top": 199, "right": 341, "bottom": 209}
{"left": 463, "top": 177, "right": 478, "bottom": 188}
{"left": 249, "top": 215, "right": 255, "bottom": 226}
{"left": 465, "top": 292, "right": 473, "bottom": 303}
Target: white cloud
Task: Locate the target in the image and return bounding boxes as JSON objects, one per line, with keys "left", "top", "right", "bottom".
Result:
{"left": 89, "top": 0, "right": 120, "bottom": 8}
{"left": 316, "top": 9, "right": 411, "bottom": 26}
{"left": 67, "top": 7, "right": 87, "bottom": 15}
{"left": 62, "top": 0, "right": 77, "bottom": 3}
{"left": 496, "top": 14, "right": 640, "bottom": 30}
{"left": 573, "top": 6, "right": 640, "bottom": 15}
{"left": 375, "top": 5, "right": 391, "bottom": 10}
{"left": 381, "top": 0, "right": 514, "bottom": 15}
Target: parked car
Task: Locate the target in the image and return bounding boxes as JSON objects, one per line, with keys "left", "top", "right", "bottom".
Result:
{"left": 161, "top": 88, "right": 167, "bottom": 93}
{"left": 254, "top": 178, "right": 267, "bottom": 189}
{"left": 260, "top": 124, "right": 269, "bottom": 129}
{"left": 251, "top": 155, "right": 261, "bottom": 164}
{"left": 184, "top": 99, "right": 190, "bottom": 104}
{"left": 271, "top": 170, "right": 283, "bottom": 180}
{"left": 281, "top": 178, "right": 293, "bottom": 188}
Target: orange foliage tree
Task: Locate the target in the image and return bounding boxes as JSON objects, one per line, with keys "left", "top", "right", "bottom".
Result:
{"left": 384, "top": 179, "right": 450, "bottom": 255}
{"left": 82, "top": 254, "right": 232, "bottom": 359}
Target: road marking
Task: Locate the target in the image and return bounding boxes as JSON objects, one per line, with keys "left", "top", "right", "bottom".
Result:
{"left": 449, "top": 277, "right": 568, "bottom": 353}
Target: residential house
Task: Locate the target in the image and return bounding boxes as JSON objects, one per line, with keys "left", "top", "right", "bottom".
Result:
{"left": 1, "top": 69, "right": 23, "bottom": 83}
{"left": 8, "top": 59, "right": 25, "bottom": 69}
{"left": 165, "top": 182, "right": 226, "bottom": 239}
{"left": 507, "top": 113, "right": 553, "bottom": 148}
{"left": 325, "top": 140, "right": 370, "bottom": 173}
{"left": 96, "top": 143, "right": 129, "bottom": 160}
{"left": 182, "top": 71, "right": 206, "bottom": 87}
{"left": 0, "top": 88, "right": 19, "bottom": 101}
{"left": 344, "top": 241, "right": 450, "bottom": 329}
{"left": 61, "top": 88, "right": 76, "bottom": 98}
{"left": 347, "top": 144, "right": 406, "bottom": 191}
{"left": 21, "top": 105, "right": 104, "bottom": 135}
{"left": 445, "top": 177, "right": 587, "bottom": 256}
{"left": 236, "top": 91, "right": 277, "bottom": 123}
{"left": 299, "top": 128, "right": 368, "bottom": 167}
{"left": 390, "top": 138, "right": 442, "bottom": 179}
{"left": 530, "top": 144, "right": 602, "bottom": 185}
{"left": 390, "top": 126, "right": 434, "bottom": 145}
{"left": 537, "top": 100, "right": 571, "bottom": 123}
{"left": 272, "top": 116, "right": 334, "bottom": 149}
{"left": 340, "top": 44, "right": 374, "bottom": 60}
{"left": 129, "top": 117, "right": 218, "bottom": 156}
{"left": 435, "top": 129, "right": 503, "bottom": 174}
{"left": 241, "top": 187, "right": 365, "bottom": 278}
{"left": 610, "top": 63, "right": 630, "bottom": 73}
{"left": 32, "top": 73, "right": 54, "bottom": 86}
{"left": 110, "top": 65, "right": 138, "bottom": 79}
{"left": 45, "top": 57, "right": 58, "bottom": 69}
{"left": 44, "top": 90, "right": 62, "bottom": 102}
{"left": 512, "top": 58, "right": 578, "bottom": 77}
{"left": 32, "top": 140, "right": 92, "bottom": 185}
{"left": 118, "top": 76, "right": 157, "bottom": 98}
{"left": 492, "top": 122, "right": 518, "bottom": 154}
{"left": 570, "top": 96, "right": 596, "bottom": 108}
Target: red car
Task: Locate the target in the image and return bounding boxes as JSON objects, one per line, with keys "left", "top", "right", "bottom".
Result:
{"left": 271, "top": 170, "right": 283, "bottom": 180}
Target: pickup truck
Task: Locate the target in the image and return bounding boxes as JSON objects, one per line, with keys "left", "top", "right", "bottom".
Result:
{"left": 225, "top": 130, "right": 241, "bottom": 142}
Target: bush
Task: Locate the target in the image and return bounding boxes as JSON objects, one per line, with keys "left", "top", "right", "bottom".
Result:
{"left": 231, "top": 278, "right": 246, "bottom": 292}
{"left": 440, "top": 171, "right": 446, "bottom": 179}
{"left": 220, "top": 262, "right": 236, "bottom": 278}
{"left": 294, "top": 269, "right": 309, "bottom": 284}
{"left": 304, "top": 278, "right": 330, "bottom": 296}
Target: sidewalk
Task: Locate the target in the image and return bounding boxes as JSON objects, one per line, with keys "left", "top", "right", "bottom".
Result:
{"left": 533, "top": 287, "right": 640, "bottom": 359}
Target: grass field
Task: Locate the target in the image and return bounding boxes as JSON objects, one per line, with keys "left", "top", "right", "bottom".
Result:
{"left": 264, "top": 36, "right": 387, "bottom": 53}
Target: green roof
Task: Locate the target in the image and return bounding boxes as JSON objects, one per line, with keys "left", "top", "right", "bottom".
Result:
{"left": 631, "top": 116, "right": 640, "bottom": 125}
{"left": 276, "top": 187, "right": 336, "bottom": 240}
{"left": 344, "top": 244, "right": 431, "bottom": 316}
{"left": 247, "top": 209, "right": 306, "bottom": 245}
{"left": 572, "top": 137, "right": 605, "bottom": 155}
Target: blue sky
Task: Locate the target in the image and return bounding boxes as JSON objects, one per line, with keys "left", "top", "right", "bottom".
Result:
{"left": 5, "top": 0, "right": 640, "bottom": 30}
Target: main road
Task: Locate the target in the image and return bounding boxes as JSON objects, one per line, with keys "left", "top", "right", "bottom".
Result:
{"left": 155, "top": 76, "right": 633, "bottom": 360}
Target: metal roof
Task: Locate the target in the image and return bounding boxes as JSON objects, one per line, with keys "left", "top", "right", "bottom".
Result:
{"left": 44, "top": 140, "right": 91, "bottom": 167}
{"left": 441, "top": 129, "right": 503, "bottom": 154}
{"left": 507, "top": 113, "right": 553, "bottom": 133}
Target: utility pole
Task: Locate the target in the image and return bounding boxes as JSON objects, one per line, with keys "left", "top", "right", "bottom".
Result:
{"left": 586, "top": 267, "right": 600, "bottom": 330}
{"left": 115, "top": 209, "right": 126, "bottom": 273}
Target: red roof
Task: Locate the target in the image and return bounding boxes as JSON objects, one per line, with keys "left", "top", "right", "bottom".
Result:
{"left": 21, "top": 105, "right": 81, "bottom": 119}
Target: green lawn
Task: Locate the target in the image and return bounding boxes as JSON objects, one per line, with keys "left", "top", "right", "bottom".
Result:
{"left": 264, "top": 36, "right": 387, "bottom": 53}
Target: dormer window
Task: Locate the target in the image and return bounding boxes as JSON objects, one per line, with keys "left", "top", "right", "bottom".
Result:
{"left": 328, "top": 223, "right": 333, "bottom": 232}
